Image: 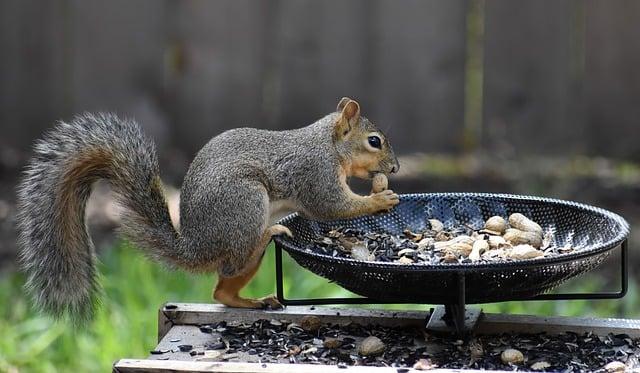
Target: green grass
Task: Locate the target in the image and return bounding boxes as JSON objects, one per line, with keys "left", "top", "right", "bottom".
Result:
{"left": 0, "top": 241, "right": 353, "bottom": 373}
{"left": 0, "top": 241, "right": 637, "bottom": 372}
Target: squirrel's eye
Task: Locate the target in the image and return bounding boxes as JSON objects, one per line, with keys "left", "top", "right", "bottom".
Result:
{"left": 368, "top": 135, "right": 382, "bottom": 149}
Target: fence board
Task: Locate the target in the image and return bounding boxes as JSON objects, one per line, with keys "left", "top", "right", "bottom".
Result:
{"left": 2, "top": 1, "right": 640, "bottom": 160}
{"left": 166, "top": 1, "right": 270, "bottom": 156}
{"left": 266, "top": 0, "right": 373, "bottom": 130}
{"left": 68, "top": 0, "right": 170, "bottom": 149}
{"left": 0, "top": 0, "right": 68, "bottom": 147}
{"left": 482, "top": 0, "right": 583, "bottom": 156}
{"left": 262, "top": 0, "right": 467, "bottom": 153}
{"left": 584, "top": 1, "right": 640, "bottom": 160}
{"left": 369, "top": 0, "right": 467, "bottom": 154}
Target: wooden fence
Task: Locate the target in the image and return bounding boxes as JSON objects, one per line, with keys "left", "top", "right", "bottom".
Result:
{"left": 0, "top": 0, "right": 638, "bottom": 159}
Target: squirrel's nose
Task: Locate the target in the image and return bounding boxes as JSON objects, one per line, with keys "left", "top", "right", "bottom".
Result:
{"left": 391, "top": 161, "right": 400, "bottom": 174}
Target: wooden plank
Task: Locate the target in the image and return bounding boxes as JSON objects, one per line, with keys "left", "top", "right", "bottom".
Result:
{"left": 477, "top": 312, "right": 640, "bottom": 337}
{"left": 482, "top": 0, "right": 583, "bottom": 156}
{"left": 584, "top": 0, "right": 640, "bottom": 159}
{"left": 159, "top": 303, "right": 640, "bottom": 337}
{"left": 114, "top": 358, "right": 512, "bottom": 372}
{"left": 152, "top": 325, "right": 213, "bottom": 361}
{"left": 160, "top": 303, "right": 427, "bottom": 328}
{"left": 158, "top": 307, "right": 174, "bottom": 342}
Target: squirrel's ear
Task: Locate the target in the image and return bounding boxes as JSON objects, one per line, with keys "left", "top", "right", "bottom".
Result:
{"left": 341, "top": 99, "right": 360, "bottom": 123}
{"left": 336, "top": 97, "right": 352, "bottom": 112}
{"left": 334, "top": 99, "right": 360, "bottom": 139}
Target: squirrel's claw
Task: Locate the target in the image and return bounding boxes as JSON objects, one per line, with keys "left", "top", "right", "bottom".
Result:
{"left": 371, "top": 189, "right": 400, "bottom": 213}
{"left": 270, "top": 224, "right": 293, "bottom": 238}
{"left": 259, "top": 295, "right": 283, "bottom": 310}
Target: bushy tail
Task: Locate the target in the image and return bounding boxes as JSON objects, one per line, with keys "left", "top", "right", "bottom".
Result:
{"left": 16, "top": 113, "right": 180, "bottom": 322}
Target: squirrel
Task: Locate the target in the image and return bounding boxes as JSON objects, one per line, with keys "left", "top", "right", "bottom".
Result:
{"left": 16, "top": 97, "right": 400, "bottom": 322}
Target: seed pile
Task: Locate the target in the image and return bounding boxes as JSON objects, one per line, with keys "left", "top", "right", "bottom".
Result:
{"left": 177, "top": 318, "right": 639, "bottom": 371}
{"left": 311, "top": 213, "right": 573, "bottom": 264}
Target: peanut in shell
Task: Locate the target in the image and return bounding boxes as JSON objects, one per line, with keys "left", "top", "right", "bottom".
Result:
{"left": 437, "top": 242, "right": 473, "bottom": 257}
{"left": 484, "top": 216, "right": 507, "bottom": 234}
{"left": 501, "top": 348, "right": 524, "bottom": 364}
{"left": 509, "top": 213, "right": 543, "bottom": 234}
{"left": 371, "top": 173, "right": 388, "bottom": 193}
{"left": 509, "top": 244, "right": 544, "bottom": 259}
{"left": 428, "top": 219, "right": 445, "bottom": 233}
{"left": 357, "top": 336, "right": 386, "bottom": 356}
{"left": 487, "top": 235, "right": 508, "bottom": 249}
{"left": 503, "top": 228, "right": 543, "bottom": 248}
{"left": 469, "top": 240, "right": 489, "bottom": 262}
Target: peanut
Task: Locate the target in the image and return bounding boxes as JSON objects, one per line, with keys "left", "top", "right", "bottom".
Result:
{"left": 504, "top": 228, "right": 543, "bottom": 248}
{"left": 509, "top": 213, "right": 542, "bottom": 235}
{"left": 371, "top": 173, "right": 388, "bottom": 193}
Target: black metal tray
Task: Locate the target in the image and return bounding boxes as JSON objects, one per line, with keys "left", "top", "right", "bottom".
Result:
{"left": 273, "top": 193, "right": 630, "bottom": 304}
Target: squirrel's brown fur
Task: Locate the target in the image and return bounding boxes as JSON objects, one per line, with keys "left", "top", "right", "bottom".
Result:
{"left": 17, "top": 98, "right": 399, "bottom": 321}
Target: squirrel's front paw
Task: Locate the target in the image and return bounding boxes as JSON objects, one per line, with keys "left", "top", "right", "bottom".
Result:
{"left": 269, "top": 224, "right": 293, "bottom": 238}
{"left": 370, "top": 189, "right": 400, "bottom": 213}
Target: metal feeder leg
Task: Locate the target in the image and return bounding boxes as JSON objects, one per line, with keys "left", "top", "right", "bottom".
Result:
{"left": 443, "top": 273, "right": 467, "bottom": 336}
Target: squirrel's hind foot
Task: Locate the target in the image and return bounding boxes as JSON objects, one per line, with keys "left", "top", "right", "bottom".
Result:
{"left": 258, "top": 295, "right": 283, "bottom": 310}
{"left": 214, "top": 291, "right": 283, "bottom": 310}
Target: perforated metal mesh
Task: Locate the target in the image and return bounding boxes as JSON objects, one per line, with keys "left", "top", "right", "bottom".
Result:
{"left": 273, "top": 193, "right": 630, "bottom": 304}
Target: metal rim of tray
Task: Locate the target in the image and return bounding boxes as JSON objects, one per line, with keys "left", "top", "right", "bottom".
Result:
{"left": 273, "top": 192, "right": 630, "bottom": 272}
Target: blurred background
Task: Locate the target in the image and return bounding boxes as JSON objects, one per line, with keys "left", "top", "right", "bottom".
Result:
{"left": 1, "top": 0, "right": 639, "bottom": 371}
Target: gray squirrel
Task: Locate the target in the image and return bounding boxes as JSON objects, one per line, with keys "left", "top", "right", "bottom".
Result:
{"left": 16, "top": 97, "right": 400, "bottom": 322}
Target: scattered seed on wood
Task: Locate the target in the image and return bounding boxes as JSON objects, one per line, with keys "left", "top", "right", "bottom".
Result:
{"left": 604, "top": 361, "right": 627, "bottom": 372}
{"left": 196, "top": 350, "right": 222, "bottom": 361}
{"left": 199, "top": 326, "right": 213, "bottom": 333}
{"left": 323, "top": 338, "right": 343, "bottom": 349}
{"left": 357, "top": 336, "right": 386, "bottom": 356}
{"left": 413, "top": 358, "right": 438, "bottom": 370}
{"left": 300, "top": 315, "right": 322, "bottom": 333}
{"left": 204, "top": 341, "right": 226, "bottom": 350}
{"left": 530, "top": 361, "right": 551, "bottom": 371}
{"left": 501, "top": 348, "right": 524, "bottom": 364}
{"left": 189, "top": 319, "right": 639, "bottom": 370}
{"left": 468, "top": 338, "right": 484, "bottom": 359}
{"left": 270, "top": 319, "right": 283, "bottom": 327}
